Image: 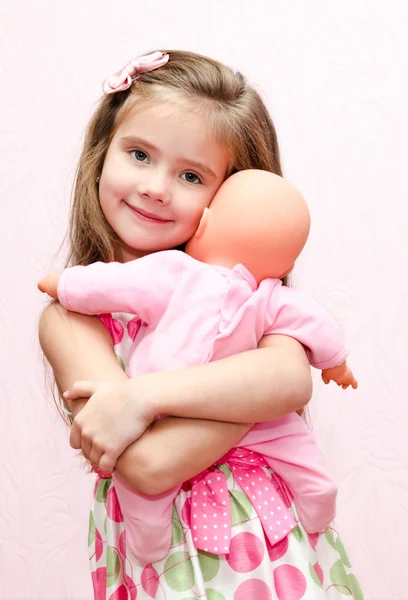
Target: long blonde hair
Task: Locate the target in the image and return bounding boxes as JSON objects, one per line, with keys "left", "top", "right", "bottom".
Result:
{"left": 67, "top": 49, "right": 283, "bottom": 268}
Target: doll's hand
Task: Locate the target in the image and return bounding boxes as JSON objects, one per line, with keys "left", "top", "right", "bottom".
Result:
{"left": 38, "top": 273, "right": 61, "bottom": 299}
{"left": 321, "top": 362, "right": 358, "bottom": 390}
{"left": 63, "top": 379, "right": 156, "bottom": 474}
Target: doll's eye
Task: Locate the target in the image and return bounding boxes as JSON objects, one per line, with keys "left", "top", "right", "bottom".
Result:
{"left": 181, "top": 172, "right": 202, "bottom": 184}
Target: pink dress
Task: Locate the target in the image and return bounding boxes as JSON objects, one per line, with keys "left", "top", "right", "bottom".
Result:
{"left": 60, "top": 252, "right": 364, "bottom": 598}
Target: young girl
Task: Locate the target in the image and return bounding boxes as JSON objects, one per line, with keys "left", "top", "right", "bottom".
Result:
{"left": 39, "top": 50, "right": 364, "bottom": 599}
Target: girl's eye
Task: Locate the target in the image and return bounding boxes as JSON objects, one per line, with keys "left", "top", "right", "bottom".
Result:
{"left": 181, "top": 172, "right": 202, "bottom": 184}
{"left": 131, "top": 150, "right": 149, "bottom": 163}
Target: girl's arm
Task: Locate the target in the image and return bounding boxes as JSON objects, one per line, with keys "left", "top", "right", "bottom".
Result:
{"left": 38, "top": 302, "right": 128, "bottom": 418}
{"left": 115, "top": 335, "right": 311, "bottom": 494}
{"left": 116, "top": 416, "right": 250, "bottom": 495}
{"left": 39, "top": 304, "right": 312, "bottom": 494}
{"left": 39, "top": 303, "right": 251, "bottom": 491}
{"left": 140, "top": 333, "right": 312, "bottom": 423}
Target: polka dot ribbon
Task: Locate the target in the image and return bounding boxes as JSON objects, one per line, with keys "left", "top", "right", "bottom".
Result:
{"left": 189, "top": 448, "right": 296, "bottom": 554}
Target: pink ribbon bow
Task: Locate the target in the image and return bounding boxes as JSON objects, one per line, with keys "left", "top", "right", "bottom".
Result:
{"left": 189, "top": 448, "right": 296, "bottom": 554}
{"left": 102, "top": 51, "right": 169, "bottom": 95}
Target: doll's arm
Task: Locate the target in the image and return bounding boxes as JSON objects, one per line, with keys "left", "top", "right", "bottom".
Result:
{"left": 266, "top": 285, "right": 358, "bottom": 389}
{"left": 38, "top": 273, "right": 60, "bottom": 299}
{"left": 39, "top": 252, "right": 185, "bottom": 324}
{"left": 321, "top": 362, "right": 358, "bottom": 389}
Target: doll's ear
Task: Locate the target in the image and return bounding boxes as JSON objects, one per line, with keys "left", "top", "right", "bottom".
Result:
{"left": 194, "top": 207, "right": 210, "bottom": 239}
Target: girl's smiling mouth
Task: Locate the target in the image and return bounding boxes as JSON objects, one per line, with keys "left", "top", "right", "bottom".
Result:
{"left": 124, "top": 202, "right": 173, "bottom": 224}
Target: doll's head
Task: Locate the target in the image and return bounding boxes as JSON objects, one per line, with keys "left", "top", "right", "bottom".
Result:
{"left": 67, "top": 50, "right": 284, "bottom": 267}
{"left": 185, "top": 170, "right": 310, "bottom": 283}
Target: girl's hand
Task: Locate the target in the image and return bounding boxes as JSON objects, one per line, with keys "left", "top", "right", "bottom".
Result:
{"left": 63, "top": 379, "right": 155, "bottom": 474}
{"left": 38, "top": 273, "right": 61, "bottom": 299}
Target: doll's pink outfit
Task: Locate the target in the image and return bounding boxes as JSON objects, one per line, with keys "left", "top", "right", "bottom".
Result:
{"left": 58, "top": 250, "right": 347, "bottom": 564}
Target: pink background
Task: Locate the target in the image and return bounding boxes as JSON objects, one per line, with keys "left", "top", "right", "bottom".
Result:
{"left": 1, "top": 1, "right": 406, "bottom": 598}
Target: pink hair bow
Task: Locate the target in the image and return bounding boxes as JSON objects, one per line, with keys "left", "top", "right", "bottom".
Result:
{"left": 102, "top": 51, "right": 169, "bottom": 95}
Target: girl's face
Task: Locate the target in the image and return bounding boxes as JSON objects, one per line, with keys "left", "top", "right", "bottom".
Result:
{"left": 99, "top": 102, "right": 230, "bottom": 262}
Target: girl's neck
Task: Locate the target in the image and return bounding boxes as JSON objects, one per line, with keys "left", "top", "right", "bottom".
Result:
{"left": 114, "top": 243, "right": 151, "bottom": 264}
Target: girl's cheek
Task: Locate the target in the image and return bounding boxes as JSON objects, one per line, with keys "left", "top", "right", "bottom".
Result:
{"left": 105, "top": 177, "right": 126, "bottom": 198}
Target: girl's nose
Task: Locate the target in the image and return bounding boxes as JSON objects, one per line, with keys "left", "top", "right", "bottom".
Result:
{"left": 137, "top": 170, "right": 171, "bottom": 205}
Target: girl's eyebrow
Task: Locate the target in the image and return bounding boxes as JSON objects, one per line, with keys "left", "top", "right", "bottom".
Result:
{"left": 120, "top": 135, "right": 218, "bottom": 179}
{"left": 121, "top": 135, "right": 157, "bottom": 153}
{"left": 181, "top": 158, "right": 217, "bottom": 179}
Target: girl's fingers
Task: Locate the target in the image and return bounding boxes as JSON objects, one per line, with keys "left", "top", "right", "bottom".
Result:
{"left": 89, "top": 446, "right": 104, "bottom": 470}
{"left": 63, "top": 381, "right": 97, "bottom": 400}
{"left": 81, "top": 438, "right": 92, "bottom": 462}
{"left": 99, "top": 453, "right": 115, "bottom": 475}
{"left": 70, "top": 421, "right": 82, "bottom": 449}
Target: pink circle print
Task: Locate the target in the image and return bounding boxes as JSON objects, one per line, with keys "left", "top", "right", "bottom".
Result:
{"left": 227, "top": 533, "right": 264, "bottom": 573}
{"left": 234, "top": 578, "right": 272, "bottom": 600}
{"left": 274, "top": 564, "right": 307, "bottom": 600}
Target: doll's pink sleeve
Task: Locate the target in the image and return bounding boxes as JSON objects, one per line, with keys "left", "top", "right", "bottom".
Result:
{"left": 57, "top": 251, "right": 185, "bottom": 324}
{"left": 264, "top": 285, "right": 348, "bottom": 370}
{"left": 113, "top": 473, "right": 180, "bottom": 565}
{"left": 238, "top": 415, "right": 337, "bottom": 533}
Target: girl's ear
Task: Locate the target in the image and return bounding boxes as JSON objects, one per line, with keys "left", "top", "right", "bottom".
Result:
{"left": 194, "top": 207, "right": 210, "bottom": 239}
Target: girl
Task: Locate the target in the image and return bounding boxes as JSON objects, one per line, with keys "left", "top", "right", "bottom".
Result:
{"left": 39, "top": 50, "right": 364, "bottom": 599}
